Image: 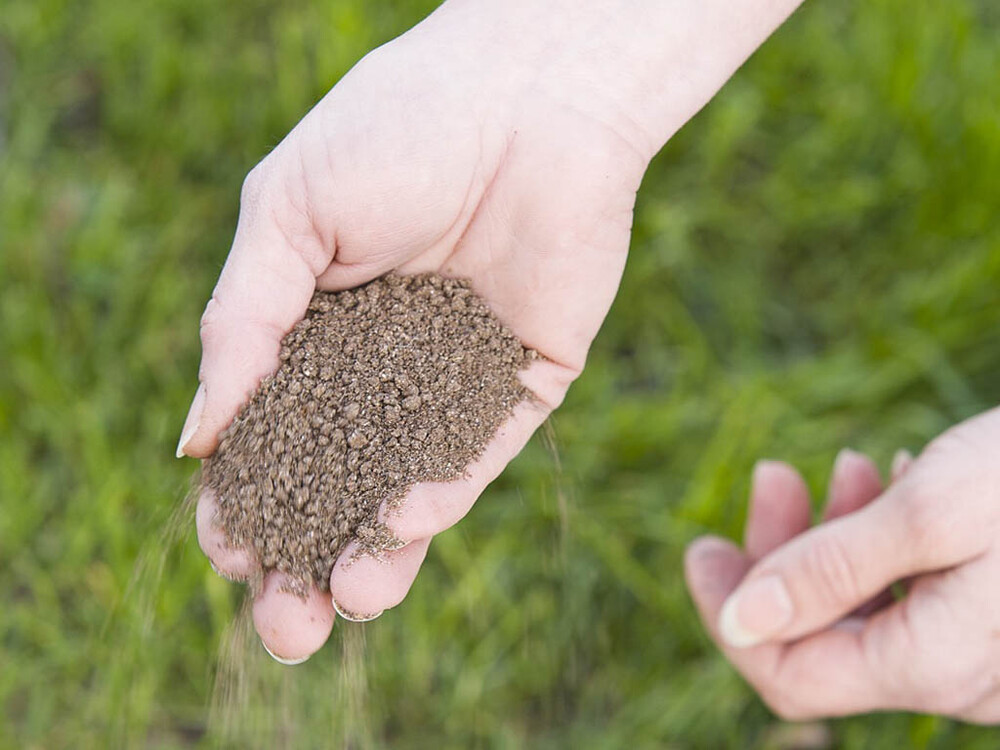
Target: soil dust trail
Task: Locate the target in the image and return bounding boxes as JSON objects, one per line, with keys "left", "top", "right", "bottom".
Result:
{"left": 207, "top": 597, "right": 373, "bottom": 748}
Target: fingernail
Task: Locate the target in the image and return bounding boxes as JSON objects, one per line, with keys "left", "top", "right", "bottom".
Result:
{"left": 176, "top": 383, "right": 206, "bottom": 458}
{"left": 332, "top": 597, "right": 383, "bottom": 623}
{"left": 891, "top": 449, "right": 913, "bottom": 481}
{"left": 719, "top": 574, "right": 794, "bottom": 648}
{"left": 261, "top": 640, "right": 309, "bottom": 666}
{"left": 209, "top": 559, "right": 237, "bottom": 582}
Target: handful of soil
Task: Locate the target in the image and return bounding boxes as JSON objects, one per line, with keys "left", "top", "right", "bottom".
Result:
{"left": 201, "top": 273, "right": 536, "bottom": 596}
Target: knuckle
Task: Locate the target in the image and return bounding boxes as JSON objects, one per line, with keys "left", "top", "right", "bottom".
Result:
{"left": 800, "top": 533, "right": 861, "bottom": 608}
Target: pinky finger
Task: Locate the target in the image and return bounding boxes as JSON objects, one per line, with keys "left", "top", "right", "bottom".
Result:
{"left": 196, "top": 489, "right": 257, "bottom": 581}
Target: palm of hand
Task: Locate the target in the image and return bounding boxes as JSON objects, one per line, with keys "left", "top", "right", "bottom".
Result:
{"left": 183, "top": 23, "right": 648, "bottom": 660}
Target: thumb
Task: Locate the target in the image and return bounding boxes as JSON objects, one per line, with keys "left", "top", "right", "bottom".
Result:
{"left": 718, "top": 475, "right": 975, "bottom": 648}
{"left": 176, "top": 158, "right": 332, "bottom": 458}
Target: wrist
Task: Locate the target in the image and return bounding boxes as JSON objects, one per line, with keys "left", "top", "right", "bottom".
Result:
{"left": 432, "top": 0, "right": 807, "bottom": 162}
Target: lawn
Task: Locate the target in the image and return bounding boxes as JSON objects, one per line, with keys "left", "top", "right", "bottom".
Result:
{"left": 1, "top": 0, "right": 998, "bottom": 747}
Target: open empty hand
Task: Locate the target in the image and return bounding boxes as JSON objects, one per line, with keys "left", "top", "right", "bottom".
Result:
{"left": 686, "top": 407, "right": 1000, "bottom": 723}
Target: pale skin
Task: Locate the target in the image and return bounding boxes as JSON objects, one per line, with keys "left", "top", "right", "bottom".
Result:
{"left": 175, "top": 0, "right": 1000, "bottom": 722}
{"left": 688, "top": 408, "right": 1000, "bottom": 724}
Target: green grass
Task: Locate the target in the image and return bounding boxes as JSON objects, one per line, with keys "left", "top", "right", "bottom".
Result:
{"left": 1, "top": 0, "right": 998, "bottom": 747}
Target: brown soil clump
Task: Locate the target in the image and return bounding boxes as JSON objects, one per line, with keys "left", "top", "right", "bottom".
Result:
{"left": 201, "top": 273, "right": 535, "bottom": 595}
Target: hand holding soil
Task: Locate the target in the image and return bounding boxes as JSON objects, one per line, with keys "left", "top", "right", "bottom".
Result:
{"left": 176, "top": 1, "right": 660, "bottom": 664}
{"left": 200, "top": 274, "right": 537, "bottom": 602}
{"left": 175, "top": 0, "right": 821, "bottom": 666}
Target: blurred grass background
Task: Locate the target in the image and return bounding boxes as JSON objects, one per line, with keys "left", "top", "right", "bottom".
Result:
{"left": 1, "top": 0, "right": 998, "bottom": 747}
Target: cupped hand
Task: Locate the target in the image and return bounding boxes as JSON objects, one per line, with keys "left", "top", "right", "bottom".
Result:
{"left": 177, "top": 0, "right": 808, "bottom": 662}
{"left": 685, "top": 407, "right": 1000, "bottom": 723}
{"left": 178, "top": 0, "right": 656, "bottom": 663}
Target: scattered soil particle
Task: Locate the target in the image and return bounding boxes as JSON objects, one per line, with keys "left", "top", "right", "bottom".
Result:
{"left": 201, "top": 273, "right": 536, "bottom": 596}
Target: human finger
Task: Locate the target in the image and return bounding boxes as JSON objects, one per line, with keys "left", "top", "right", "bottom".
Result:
{"left": 743, "top": 460, "right": 812, "bottom": 561}
{"left": 196, "top": 489, "right": 257, "bottom": 581}
{"left": 717, "top": 475, "right": 987, "bottom": 648}
{"left": 329, "top": 537, "right": 432, "bottom": 621}
{"left": 822, "top": 448, "right": 882, "bottom": 521}
{"left": 685, "top": 536, "right": 756, "bottom": 634}
{"left": 685, "top": 536, "right": 783, "bottom": 684}
{"left": 252, "top": 571, "right": 336, "bottom": 665}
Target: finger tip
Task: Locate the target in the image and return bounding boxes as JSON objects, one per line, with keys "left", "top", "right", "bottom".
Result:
{"left": 683, "top": 536, "right": 744, "bottom": 588}
{"left": 825, "top": 447, "right": 884, "bottom": 520}
{"left": 751, "top": 459, "right": 805, "bottom": 493}
{"left": 328, "top": 542, "right": 387, "bottom": 616}
{"left": 834, "top": 446, "right": 862, "bottom": 463}
{"left": 685, "top": 535, "right": 736, "bottom": 565}
{"left": 749, "top": 461, "right": 769, "bottom": 502}
{"left": 748, "top": 460, "right": 812, "bottom": 530}
{"left": 683, "top": 537, "right": 754, "bottom": 621}
{"left": 252, "top": 574, "right": 335, "bottom": 662}
{"left": 329, "top": 538, "right": 430, "bottom": 616}
{"left": 753, "top": 458, "right": 785, "bottom": 472}
{"left": 377, "top": 494, "right": 429, "bottom": 543}
{"left": 196, "top": 490, "right": 257, "bottom": 580}
{"left": 833, "top": 447, "right": 877, "bottom": 475}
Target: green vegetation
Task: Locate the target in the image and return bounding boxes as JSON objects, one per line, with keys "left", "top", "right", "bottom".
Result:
{"left": 1, "top": 0, "right": 997, "bottom": 746}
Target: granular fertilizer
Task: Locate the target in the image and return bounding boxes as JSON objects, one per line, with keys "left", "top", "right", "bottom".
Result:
{"left": 201, "top": 273, "right": 535, "bottom": 595}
